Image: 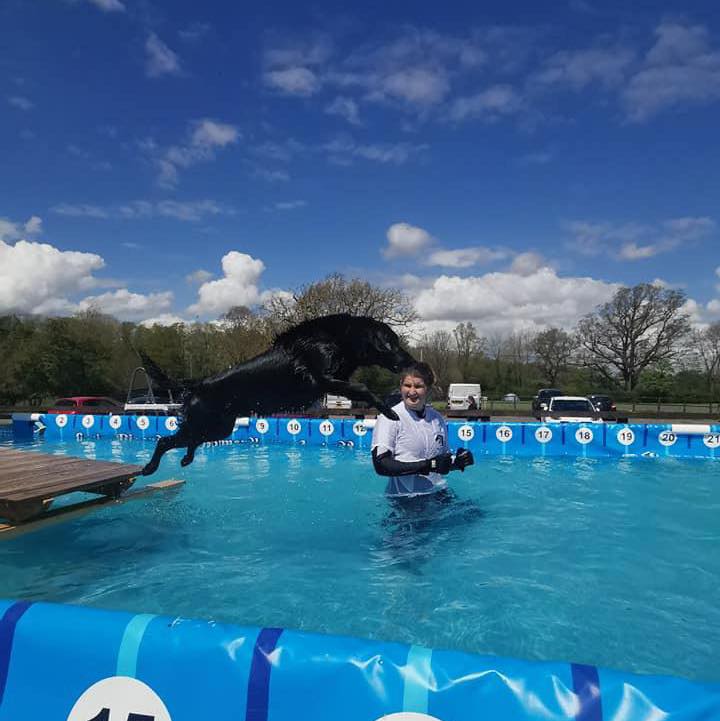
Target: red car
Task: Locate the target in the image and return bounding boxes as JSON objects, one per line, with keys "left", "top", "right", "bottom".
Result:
{"left": 46, "top": 396, "right": 124, "bottom": 414}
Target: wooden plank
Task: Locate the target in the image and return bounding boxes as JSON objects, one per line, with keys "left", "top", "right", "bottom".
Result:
{"left": 0, "top": 479, "right": 185, "bottom": 539}
{"left": 0, "top": 458, "right": 134, "bottom": 485}
{"left": 0, "top": 468, "right": 139, "bottom": 501}
{"left": 0, "top": 462, "right": 141, "bottom": 495}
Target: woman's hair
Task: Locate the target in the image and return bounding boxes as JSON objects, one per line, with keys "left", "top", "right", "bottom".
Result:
{"left": 399, "top": 361, "right": 435, "bottom": 387}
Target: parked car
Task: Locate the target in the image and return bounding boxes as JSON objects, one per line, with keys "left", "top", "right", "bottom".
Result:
{"left": 447, "top": 383, "right": 482, "bottom": 411}
{"left": 531, "top": 388, "right": 563, "bottom": 417}
{"left": 323, "top": 394, "right": 352, "bottom": 410}
{"left": 502, "top": 393, "right": 520, "bottom": 403}
{"left": 47, "top": 396, "right": 124, "bottom": 414}
{"left": 588, "top": 394, "right": 616, "bottom": 412}
{"left": 542, "top": 396, "right": 603, "bottom": 423}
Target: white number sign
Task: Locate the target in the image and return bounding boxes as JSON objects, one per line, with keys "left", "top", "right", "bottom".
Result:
{"left": 616, "top": 428, "right": 635, "bottom": 446}
{"left": 81, "top": 414, "right": 95, "bottom": 429}
{"left": 55, "top": 414, "right": 68, "bottom": 428}
{"left": 535, "top": 426, "right": 553, "bottom": 444}
{"left": 286, "top": 420, "right": 302, "bottom": 435}
{"left": 353, "top": 421, "right": 368, "bottom": 437}
{"left": 703, "top": 433, "right": 720, "bottom": 449}
{"left": 495, "top": 425, "right": 513, "bottom": 442}
{"left": 108, "top": 415, "right": 122, "bottom": 430}
{"left": 575, "top": 427, "right": 594, "bottom": 445}
{"left": 255, "top": 419, "right": 269, "bottom": 434}
{"left": 164, "top": 417, "right": 178, "bottom": 432}
{"left": 457, "top": 424, "right": 475, "bottom": 441}
{"left": 66, "top": 676, "right": 172, "bottom": 721}
{"left": 658, "top": 430, "right": 676, "bottom": 447}
{"left": 318, "top": 421, "right": 335, "bottom": 436}
{"left": 136, "top": 416, "right": 150, "bottom": 431}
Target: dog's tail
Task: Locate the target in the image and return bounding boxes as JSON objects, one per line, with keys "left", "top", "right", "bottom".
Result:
{"left": 138, "top": 350, "right": 194, "bottom": 397}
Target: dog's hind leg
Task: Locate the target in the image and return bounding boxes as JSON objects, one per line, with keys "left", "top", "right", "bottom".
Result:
{"left": 141, "top": 434, "right": 186, "bottom": 476}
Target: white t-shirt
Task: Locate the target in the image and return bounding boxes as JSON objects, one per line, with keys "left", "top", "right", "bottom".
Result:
{"left": 371, "top": 401, "right": 449, "bottom": 497}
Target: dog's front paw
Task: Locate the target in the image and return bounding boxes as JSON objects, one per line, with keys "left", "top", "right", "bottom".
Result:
{"left": 140, "top": 463, "right": 156, "bottom": 476}
{"left": 380, "top": 406, "right": 400, "bottom": 421}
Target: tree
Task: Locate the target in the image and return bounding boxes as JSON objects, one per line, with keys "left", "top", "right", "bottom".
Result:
{"left": 576, "top": 283, "right": 691, "bottom": 391}
{"left": 693, "top": 322, "right": 720, "bottom": 398}
{"left": 262, "top": 273, "right": 417, "bottom": 330}
{"left": 453, "top": 322, "right": 483, "bottom": 381}
{"left": 533, "top": 328, "right": 575, "bottom": 385}
{"left": 419, "top": 330, "right": 454, "bottom": 395}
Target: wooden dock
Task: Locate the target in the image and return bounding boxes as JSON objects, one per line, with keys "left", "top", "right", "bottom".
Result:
{"left": 0, "top": 447, "right": 184, "bottom": 536}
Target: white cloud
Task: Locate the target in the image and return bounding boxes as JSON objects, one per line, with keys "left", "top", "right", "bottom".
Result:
{"left": 378, "top": 68, "right": 450, "bottom": 106}
{"left": 325, "top": 96, "right": 361, "bottom": 125}
{"left": 533, "top": 47, "right": 634, "bottom": 90}
{"left": 151, "top": 119, "right": 240, "bottom": 187}
{"left": 264, "top": 67, "right": 320, "bottom": 96}
{"left": 383, "top": 222, "right": 434, "bottom": 258}
{"left": 324, "top": 137, "right": 427, "bottom": 165}
{"left": 254, "top": 168, "right": 290, "bottom": 182}
{"left": 509, "top": 251, "right": 545, "bottom": 275}
{"left": 145, "top": 33, "right": 181, "bottom": 78}
{"left": 0, "top": 215, "right": 43, "bottom": 241}
{"left": 187, "top": 251, "right": 267, "bottom": 317}
{"left": 566, "top": 216, "right": 715, "bottom": 260}
{"left": 411, "top": 267, "right": 619, "bottom": 334}
{"left": 271, "top": 200, "right": 306, "bottom": 211}
{"left": 186, "top": 269, "right": 213, "bottom": 284}
{"left": 7, "top": 96, "right": 33, "bottom": 110}
{"left": 51, "top": 203, "right": 110, "bottom": 219}
{"left": 0, "top": 238, "right": 105, "bottom": 315}
{"left": 52, "top": 200, "right": 229, "bottom": 222}
{"left": 624, "top": 22, "right": 720, "bottom": 122}
{"left": 140, "top": 313, "right": 188, "bottom": 327}
{"left": 449, "top": 85, "right": 523, "bottom": 122}
{"left": 85, "top": 0, "right": 125, "bottom": 10}
{"left": 77, "top": 289, "right": 173, "bottom": 321}
{"left": 426, "top": 247, "right": 508, "bottom": 268}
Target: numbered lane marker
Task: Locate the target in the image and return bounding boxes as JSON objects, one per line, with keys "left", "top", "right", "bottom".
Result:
{"left": 109, "top": 415, "right": 122, "bottom": 430}
{"left": 255, "top": 419, "right": 269, "bottom": 434}
{"left": 457, "top": 424, "right": 474, "bottom": 442}
{"left": 703, "top": 433, "right": 720, "bottom": 449}
{"left": 286, "top": 419, "right": 302, "bottom": 435}
{"left": 535, "top": 426, "right": 553, "bottom": 444}
{"left": 495, "top": 425, "right": 513, "bottom": 442}
{"left": 658, "top": 430, "right": 677, "bottom": 447}
{"left": 353, "top": 421, "right": 368, "bottom": 437}
{"left": 55, "top": 414, "right": 68, "bottom": 428}
{"left": 374, "top": 714, "right": 443, "bottom": 721}
{"left": 318, "top": 420, "right": 335, "bottom": 436}
{"left": 575, "top": 427, "right": 594, "bottom": 445}
{"left": 81, "top": 414, "right": 95, "bottom": 429}
{"left": 164, "top": 417, "right": 178, "bottom": 432}
{"left": 616, "top": 427, "right": 635, "bottom": 446}
{"left": 66, "top": 676, "right": 172, "bottom": 721}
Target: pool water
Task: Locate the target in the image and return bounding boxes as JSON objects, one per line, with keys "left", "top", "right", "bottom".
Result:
{"left": 1, "top": 438, "right": 719, "bottom": 684}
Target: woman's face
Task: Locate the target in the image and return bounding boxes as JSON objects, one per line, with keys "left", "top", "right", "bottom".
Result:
{"left": 400, "top": 373, "right": 428, "bottom": 412}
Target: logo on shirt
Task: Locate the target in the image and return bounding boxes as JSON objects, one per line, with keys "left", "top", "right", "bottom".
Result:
{"left": 435, "top": 433, "right": 444, "bottom": 446}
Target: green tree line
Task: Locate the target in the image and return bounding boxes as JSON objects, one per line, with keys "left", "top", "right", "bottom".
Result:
{"left": 1, "top": 276, "right": 718, "bottom": 407}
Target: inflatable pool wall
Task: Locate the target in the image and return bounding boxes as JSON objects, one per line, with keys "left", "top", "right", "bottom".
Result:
{"left": 14, "top": 413, "right": 720, "bottom": 459}
{"left": 0, "top": 600, "right": 718, "bottom": 721}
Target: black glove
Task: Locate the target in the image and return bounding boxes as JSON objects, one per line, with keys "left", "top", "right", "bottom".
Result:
{"left": 452, "top": 448, "right": 475, "bottom": 472}
{"left": 428, "top": 452, "right": 453, "bottom": 475}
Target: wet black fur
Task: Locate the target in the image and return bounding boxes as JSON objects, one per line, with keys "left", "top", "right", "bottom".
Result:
{"left": 139, "top": 314, "right": 415, "bottom": 475}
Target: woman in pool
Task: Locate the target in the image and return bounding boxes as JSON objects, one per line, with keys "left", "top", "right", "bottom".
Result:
{"left": 371, "top": 362, "right": 474, "bottom": 497}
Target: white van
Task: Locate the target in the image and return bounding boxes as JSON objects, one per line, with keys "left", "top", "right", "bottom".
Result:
{"left": 447, "top": 383, "right": 482, "bottom": 411}
{"left": 323, "top": 394, "right": 352, "bottom": 410}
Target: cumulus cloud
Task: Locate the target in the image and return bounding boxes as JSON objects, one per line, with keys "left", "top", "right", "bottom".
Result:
{"left": 383, "top": 222, "right": 434, "bottom": 258}
{"left": 449, "top": 85, "right": 523, "bottom": 122}
{"left": 533, "top": 47, "right": 635, "bottom": 90}
{"left": 187, "top": 251, "right": 267, "bottom": 317}
{"left": 509, "top": 251, "right": 546, "bottom": 275}
{"left": 140, "top": 313, "right": 188, "bottom": 327}
{"left": 411, "top": 267, "right": 619, "bottom": 334}
{"left": 77, "top": 289, "right": 173, "bottom": 321}
{"left": 426, "top": 247, "right": 508, "bottom": 268}
{"left": 0, "top": 238, "right": 105, "bottom": 315}
{"left": 145, "top": 33, "right": 181, "bottom": 78}
{"left": 264, "top": 67, "right": 321, "bottom": 96}
{"left": 0, "top": 215, "right": 43, "bottom": 241}
{"left": 323, "top": 137, "right": 427, "bottom": 166}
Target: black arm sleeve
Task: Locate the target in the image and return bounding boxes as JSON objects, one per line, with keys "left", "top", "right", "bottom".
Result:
{"left": 372, "top": 448, "right": 430, "bottom": 477}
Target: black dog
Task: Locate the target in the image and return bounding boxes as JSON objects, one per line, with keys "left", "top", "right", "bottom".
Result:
{"left": 139, "top": 314, "right": 415, "bottom": 475}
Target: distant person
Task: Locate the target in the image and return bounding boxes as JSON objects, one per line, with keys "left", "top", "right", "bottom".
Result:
{"left": 467, "top": 395, "right": 478, "bottom": 411}
{"left": 371, "top": 362, "right": 474, "bottom": 497}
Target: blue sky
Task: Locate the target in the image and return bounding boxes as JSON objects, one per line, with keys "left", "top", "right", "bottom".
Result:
{"left": 1, "top": 0, "right": 719, "bottom": 334}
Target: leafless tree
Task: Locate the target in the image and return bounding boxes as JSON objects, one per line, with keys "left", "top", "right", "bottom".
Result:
{"left": 533, "top": 328, "right": 576, "bottom": 385}
{"left": 262, "top": 273, "right": 417, "bottom": 332}
{"left": 420, "top": 330, "right": 454, "bottom": 395}
{"left": 693, "top": 322, "right": 720, "bottom": 396}
{"left": 576, "top": 283, "right": 691, "bottom": 391}
{"left": 453, "top": 321, "right": 484, "bottom": 381}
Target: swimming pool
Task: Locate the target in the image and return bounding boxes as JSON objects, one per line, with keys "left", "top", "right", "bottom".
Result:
{"left": 2, "top": 434, "right": 719, "bottom": 685}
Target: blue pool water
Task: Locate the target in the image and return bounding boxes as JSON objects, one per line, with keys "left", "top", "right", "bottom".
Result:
{"left": 1, "top": 437, "right": 719, "bottom": 684}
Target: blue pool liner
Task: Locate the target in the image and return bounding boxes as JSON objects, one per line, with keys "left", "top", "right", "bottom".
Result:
{"left": 0, "top": 599, "right": 717, "bottom": 721}
{"left": 13, "top": 414, "right": 720, "bottom": 459}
